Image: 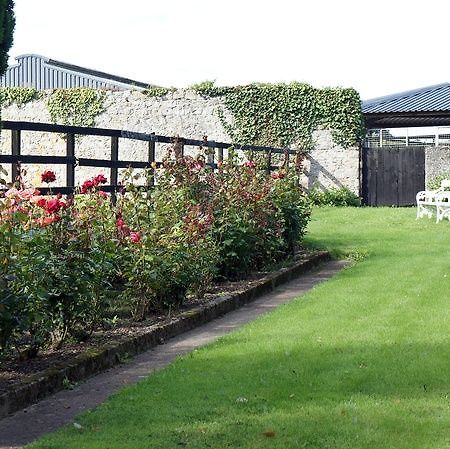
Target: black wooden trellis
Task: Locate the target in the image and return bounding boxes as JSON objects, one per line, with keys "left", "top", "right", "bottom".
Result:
{"left": 0, "top": 121, "right": 296, "bottom": 195}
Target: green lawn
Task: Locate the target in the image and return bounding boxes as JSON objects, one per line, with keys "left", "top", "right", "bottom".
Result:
{"left": 29, "top": 207, "right": 450, "bottom": 449}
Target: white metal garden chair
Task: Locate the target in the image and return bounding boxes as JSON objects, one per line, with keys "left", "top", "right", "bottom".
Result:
{"left": 416, "top": 179, "right": 450, "bottom": 222}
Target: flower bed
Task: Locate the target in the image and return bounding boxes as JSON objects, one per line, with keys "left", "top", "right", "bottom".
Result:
{"left": 0, "top": 249, "right": 329, "bottom": 419}
{"left": 0, "top": 150, "right": 310, "bottom": 360}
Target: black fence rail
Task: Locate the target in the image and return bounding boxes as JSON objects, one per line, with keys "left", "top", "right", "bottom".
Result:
{"left": 0, "top": 120, "right": 296, "bottom": 194}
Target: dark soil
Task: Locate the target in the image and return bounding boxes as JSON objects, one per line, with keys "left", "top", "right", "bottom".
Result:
{"left": 0, "top": 249, "right": 313, "bottom": 394}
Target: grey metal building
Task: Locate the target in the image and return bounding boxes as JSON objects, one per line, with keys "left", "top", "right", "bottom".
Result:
{"left": 1, "top": 54, "right": 154, "bottom": 90}
{"left": 363, "top": 83, "right": 450, "bottom": 129}
{"left": 362, "top": 83, "right": 450, "bottom": 148}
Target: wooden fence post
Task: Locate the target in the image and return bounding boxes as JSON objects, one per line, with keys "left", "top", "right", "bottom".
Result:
{"left": 266, "top": 150, "right": 272, "bottom": 176}
{"left": 66, "top": 133, "right": 75, "bottom": 190}
{"left": 284, "top": 149, "right": 290, "bottom": 170}
{"left": 207, "top": 138, "right": 215, "bottom": 168}
{"left": 11, "top": 129, "right": 21, "bottom": 183}
{"left": 148, "top": 133, "right": 156, "bottom": 187}
{"left": 110, "top": 136, "right": 119, "bottom": 203}
{"left": 110, "top": 136, "right": 119, "bottom": 186}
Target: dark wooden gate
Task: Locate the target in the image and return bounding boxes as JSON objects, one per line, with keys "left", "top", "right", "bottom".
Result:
{"left": 362, "top": 146, "right": 425, "bottom": 206}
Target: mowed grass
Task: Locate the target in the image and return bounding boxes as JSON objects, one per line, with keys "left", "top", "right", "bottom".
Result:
{"left": 29, "top": 207, "right": 450, "bottom": 449}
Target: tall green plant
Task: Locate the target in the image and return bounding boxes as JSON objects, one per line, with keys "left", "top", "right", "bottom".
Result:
{"left": 0, "top": 0, "right": 14, "bottom": 76}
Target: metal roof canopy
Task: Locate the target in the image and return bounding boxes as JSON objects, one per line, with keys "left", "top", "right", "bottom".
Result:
{"left": 1, "top": 54, "right": 156, "bottom": 90}
{"left": 363, "top": 83, "right": 450, "bottom": 129}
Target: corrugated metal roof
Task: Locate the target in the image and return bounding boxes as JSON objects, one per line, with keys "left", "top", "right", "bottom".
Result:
{"left": 362, "top": 83, "right": 450, "bottom": 114}
{"left": 0, "top": 54, "right": 155, "bottom": 90}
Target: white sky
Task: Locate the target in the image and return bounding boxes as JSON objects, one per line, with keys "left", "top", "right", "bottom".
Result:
{"left": 7, "top": 0, "right": 450, "bottom": 100}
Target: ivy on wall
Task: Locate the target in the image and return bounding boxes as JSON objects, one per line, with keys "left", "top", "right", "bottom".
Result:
{"left": 0, "top": 87, "right": 41, "bottom": 107}
{"left": 47, "top": 88, "right": 105, "bottom": 127}
{"left": 0, "top": 83, "right": 364, "bottom": 149}
{"left": 143, "top": 86, "right": 174, "bottom": 97}
{"left": 192, "top": 81, "right": 364, "bottom": 150}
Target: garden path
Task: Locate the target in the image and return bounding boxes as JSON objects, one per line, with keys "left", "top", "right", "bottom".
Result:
{"left": 0, "top": 259, "right": 347, "bottom": 449}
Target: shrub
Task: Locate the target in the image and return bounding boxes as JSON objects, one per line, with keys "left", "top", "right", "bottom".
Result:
{"left": 115, "top": 164, "right": 218, "bottom": 318}
{"left": 0, "top": 151, "right": 311, "bottom": 357}
{"left": 209, "top": 155, "right": 310, "bottom": 279}
{"left": 0, "top": 171, "right": 116, "bottom": 356}
{"left": 427, "top": 171, "right": 450, "bottom": 190}
{"left": 271, "top": 171, "right": 311, "bottom": 253}
{"left": 308, "top": 186, "right": 360, "bottom": 207}
{"left": 209, "top": 160, "right": 281, "bottom": 279}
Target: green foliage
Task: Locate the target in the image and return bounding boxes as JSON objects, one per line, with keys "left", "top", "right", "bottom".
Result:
{"left": 191, "top": 80, "right": 230, "bottom": 97}
{"left": 0, "top": 174, "right": 117, "bottom": 357}
{"left": 208, "top": 155, "right": 310, "bottom": 279}
{"left": 271, "top": 172, "right": 311, "bottom": 253}
{"left": 115, "top": 165, "right": 219, "bottom": 318}
{"left": 426, "top": 171, "right": 450, "bottom": 190}
{"left": 194, "top": 81, "right": 364, "bottom": 150}
{"left": 211, "top": 163, "right": 284, "bottom": 279}
{"left": 315, "top": 87, "right": 366, "bottom": 147}
{"left": 143, "top": 86, "right": 173, "bottom": 97}
{"left": 308, "top": 186, "right": 360, "bottom": 207}
{"left": 0, "top": 155, "right": 311, "bottom": 356}
{"left": 0, "top": 0, "right": 15, "bottom": 76}
{"left": 0, "top": 87, "right": 41, "bottom": 106}
{"left": 47, "top": 88, "right": 105, "bottom": 127}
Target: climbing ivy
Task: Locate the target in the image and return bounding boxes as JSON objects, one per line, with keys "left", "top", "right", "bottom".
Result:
{"left": 193, "top": 81, "right": 364, "bottom": 150}
{"left": 47, "top": 88, "right": 105, "bottom": 127}
{"left": 143, "top": 86, "right": 174, "bottom": 97}
{"left": 0, "top": 87, "right": 41, "bottom": 107}
{"left": 191, "top": 80, "right": 230, "bottom": 97}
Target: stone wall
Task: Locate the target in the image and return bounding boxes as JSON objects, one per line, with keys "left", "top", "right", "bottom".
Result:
{"left": 0, "top": 89, "right": 360, "bottom": 193}
{"left": 425, "top": 145, "right": 450, "bottom": 187}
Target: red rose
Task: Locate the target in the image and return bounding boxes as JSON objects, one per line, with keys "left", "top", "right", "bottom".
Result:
{"left": 41, "top": 170, "right": 56, "bottom": 184}
{"left": 244, "top": 160, "right": 256, "bottom": 169}
{"left": 116, "top": 217, "right": 125, "bottom": 228}
{"left": 36, "top": 197, "right": 47, "bottom": 208}
{"left": 129, "top": 231, "right": 141, "bottom": 243}
{"left": 45, "top": 198, "right": 62, "bottom": 214}
{"left": 81, "top": 179, "right": 95, "bottom": 194}
{"left": 94, "top": 174, "right": 107, "bottom": 185}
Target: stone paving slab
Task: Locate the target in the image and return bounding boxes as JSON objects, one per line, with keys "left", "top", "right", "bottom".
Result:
{"left": 0, "top": 259, "right": 348, "bottom": 449}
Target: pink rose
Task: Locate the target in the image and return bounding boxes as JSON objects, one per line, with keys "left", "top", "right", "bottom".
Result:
{"left": 18, "top": 188, "right": 40, "bottom": 201}
{"left": 5, "top": 188, "right": 19, "bottom": 198}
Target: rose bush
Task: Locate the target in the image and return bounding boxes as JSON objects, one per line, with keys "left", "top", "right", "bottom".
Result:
{"left": 0, "top": 169, "right": 116, "bottom": 356}
{"left": 0, "top": 149, "right": 310, "bottom": 358}
{"left": 115, "top": 162, "right": 218, "bottom": 319}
